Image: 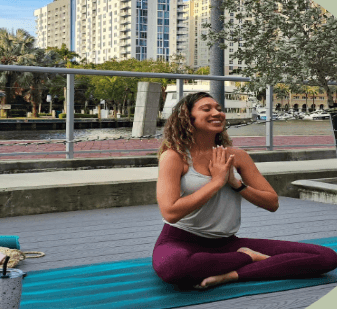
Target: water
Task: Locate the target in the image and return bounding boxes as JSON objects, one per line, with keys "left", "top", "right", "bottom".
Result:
{"left": 0, "top": 120, "right": 332, "bottom": 141}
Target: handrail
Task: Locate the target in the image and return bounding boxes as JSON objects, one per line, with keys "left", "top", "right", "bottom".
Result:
{"left": 0, "top": 65, "right": 251, "bottom": 82}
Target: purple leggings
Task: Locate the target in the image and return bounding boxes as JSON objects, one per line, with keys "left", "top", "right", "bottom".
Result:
{"left": 152, "top": 224, "right": 337, "bottom": 286}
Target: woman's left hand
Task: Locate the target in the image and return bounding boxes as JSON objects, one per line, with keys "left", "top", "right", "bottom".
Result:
{"left": 226, "top": 152, "right": 241, "bottom": 188}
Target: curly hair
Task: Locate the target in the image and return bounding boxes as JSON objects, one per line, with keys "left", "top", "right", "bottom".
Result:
{"left": 158, "top": 91, "right": 233, "bottom": 165}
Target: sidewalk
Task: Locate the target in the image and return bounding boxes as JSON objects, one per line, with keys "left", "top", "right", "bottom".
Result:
{"left": 0, "top": 135, "right": 335, "bottom": 160}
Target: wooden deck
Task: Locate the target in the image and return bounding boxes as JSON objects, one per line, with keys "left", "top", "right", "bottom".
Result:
{"left": 1, "top": 196, "right": 337, "bottom": 309}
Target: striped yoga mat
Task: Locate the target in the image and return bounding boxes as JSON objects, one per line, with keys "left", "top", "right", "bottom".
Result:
{"left": 20, "top": 237, "right": 337, "bottom": 309}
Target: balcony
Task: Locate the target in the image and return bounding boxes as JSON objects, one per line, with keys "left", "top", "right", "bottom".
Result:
{"left": 120, "top": 48, "right": 131, "bottom": 55}
{"left": 177, "top": 22, "right": 187, "bottom": 28}
{"left": 120, "top": 10, "right": 131, "bottom": 17}
{"left": 121, "top": 4, "right": 131, "bottom": 10}
{"left": 120, "top": 39, "right": 131, "bottom": 47}
{"left": 177, "top": 36, "right": 187, "bottom": 43}
{"left": 121, "top": 17, "right": 131, "bottom": 25}
{"left": 120, "top": 34, "right": 131, "bottom": 40}
{"left": 120, "top": 27, "right": 131, "bottom": 33}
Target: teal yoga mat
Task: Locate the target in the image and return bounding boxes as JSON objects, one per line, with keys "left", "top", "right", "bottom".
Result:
{"left": 0, "top": 236, "right": 20, "bottom": 249}
{"left": 20, "top": 237, "right": 337, "bottom": 309}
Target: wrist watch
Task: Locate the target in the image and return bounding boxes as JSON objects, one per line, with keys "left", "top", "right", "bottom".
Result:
{"left": 232, "top": 180, "right": 247, "bottom": 192}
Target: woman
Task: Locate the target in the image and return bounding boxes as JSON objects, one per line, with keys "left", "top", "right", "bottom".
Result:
{"left": 152, "top": 92, "right": 337, "bottom": 289}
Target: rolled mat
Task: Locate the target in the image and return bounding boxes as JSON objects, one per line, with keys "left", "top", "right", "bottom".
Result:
{"left": 0, "top": 236, "right": 20, "bottom": 249}
{"left": 20, "top": 237, "right": 337, "bottom": 309}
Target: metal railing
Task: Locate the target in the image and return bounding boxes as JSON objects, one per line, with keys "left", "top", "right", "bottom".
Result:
{"left": 0, "top": 64, "right": 335, "bottom": 159}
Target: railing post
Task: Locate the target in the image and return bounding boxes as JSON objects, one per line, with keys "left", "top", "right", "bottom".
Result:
{"left": 266, "top": 84, "right": 274, "bottom": 151}
{"left": 177, "top": 78, "right": 184, "bottom": 100}
{"left": 66, "top": 74, "right": 75, "bottom": 159}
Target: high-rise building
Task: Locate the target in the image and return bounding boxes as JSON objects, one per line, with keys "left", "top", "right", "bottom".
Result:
{"left": 34, "top": 0, "right": 188, "bottom": 64}
{"left": 183, "top": 0, "right": 246, "bottom": 75}
{"left": 34, "top": 0, "right": 76, "bottom": 51}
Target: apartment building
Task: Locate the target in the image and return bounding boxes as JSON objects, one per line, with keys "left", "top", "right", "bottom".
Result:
{"left": 35, "top": 0, "right": 188, "bottom": 64}
{"left": 184, "top": 0, "right": 247, "bottom": 75}
{"left": 34, "top": 0, "right": 75, "bottom": 50}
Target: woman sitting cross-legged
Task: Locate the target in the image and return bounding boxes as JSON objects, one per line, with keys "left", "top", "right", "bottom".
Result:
{"left": 152, "top": 92, "right": 337, "bottom": 289}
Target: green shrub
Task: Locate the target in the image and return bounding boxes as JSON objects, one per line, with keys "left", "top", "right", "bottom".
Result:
{"left": 58, "top": 113, "right": 98, "bottom": 119}
{"left": 38, "top": 113, "right": 52, "bottom": 116}
{"left": 7, "top": 109, "right": 27, "bottom": 118}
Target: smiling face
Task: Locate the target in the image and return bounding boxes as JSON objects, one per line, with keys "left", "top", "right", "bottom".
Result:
{"left": 190, "top": 97, "right": 226, "bottom": 133}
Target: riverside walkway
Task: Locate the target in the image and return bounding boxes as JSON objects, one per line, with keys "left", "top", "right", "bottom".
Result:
{"left": 0, "top": 134, "right": 334, "bottom": 160}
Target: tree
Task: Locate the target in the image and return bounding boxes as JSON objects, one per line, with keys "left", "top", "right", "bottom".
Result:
{"left": 47, "top": 44, "right": 80, "bottom": 113}
{"left": 274, "top": 83, "right": 290, "bottom": 110}
{"left": 306, "top": 86, "right": 324, "bottom": 111}
{"left": 203, "top": 0, "right": 337, "bottom": 107}
{"left": 194, "top": 66, "right": 210, "bottom": 75}
{"left": 18, "top": 49, "right": 64, "bottom": 117}
{"left": 0, "top": 28, "right": 35, "bottom": 116}
{"left": 46, "top": 43, "right": 80, "bottom": 62}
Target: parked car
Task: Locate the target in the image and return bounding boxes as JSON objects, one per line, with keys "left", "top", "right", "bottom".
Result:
{"left": 258, "top": 110, "right": 279, "bottom": 120}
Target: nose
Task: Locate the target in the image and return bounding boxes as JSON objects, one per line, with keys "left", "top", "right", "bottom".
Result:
{"left": 212, "top": 108, "right": 224, "bottom": 117}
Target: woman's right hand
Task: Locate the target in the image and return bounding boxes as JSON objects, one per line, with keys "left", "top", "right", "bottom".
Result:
{"left": 209, "top": 145, "right": 235, "bottom": 187}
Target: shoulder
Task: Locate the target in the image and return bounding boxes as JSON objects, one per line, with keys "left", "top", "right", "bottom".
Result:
{"left": 159, "top": 148, "right": 184, "bottom": 163}
{"left": 159, "top": 149, "right": 185, "bottom": 172}
{"left": 225, "top": 147, "right": 252, "bottom": 169}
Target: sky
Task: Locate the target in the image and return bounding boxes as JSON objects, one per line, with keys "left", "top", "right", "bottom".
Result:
{"left": 0, "top": 0, "right": 52, "bottom": 38}
{"left": 0, "top": 0, "right": 334, "bottom": 40}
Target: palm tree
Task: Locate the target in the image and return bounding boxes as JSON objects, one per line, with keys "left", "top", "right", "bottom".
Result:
{"left": 307, "top": 86, "right": 324, "bottom": 112}
{"left": 18, "top": 49, "right": 64, "bottom": 117}
{"left": 274, "top": 83, "right": 290, "bottom": 111}
{"left": 47, "top": 44, "right": 80, "bottom": 113}
{"left": 0, "top": 28, "right": 35, "bottom": 117}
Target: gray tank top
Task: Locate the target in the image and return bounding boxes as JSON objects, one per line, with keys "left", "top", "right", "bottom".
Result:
{"left": 162, "top": 149, "right": 242, "bottom": 239}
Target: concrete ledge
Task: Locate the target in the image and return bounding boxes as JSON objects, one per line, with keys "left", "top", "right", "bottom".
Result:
{"left": 291, "top": 178, "right": 337, "bottom": 204}
{"left": 1, "top": 158, "right": 337, "bottom": 217}
{"left": 0, "top": 181, "right": 157, "bottom": 218}
{"left": 0, "top": 156, "right": 159, "bottom": 174}
{"left": 0, "top": 148, "right": 335, "bottom": 174}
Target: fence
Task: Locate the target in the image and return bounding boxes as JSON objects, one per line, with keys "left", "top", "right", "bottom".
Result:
{"left": 0, "top": 64, "right": 335, "bottom": 159}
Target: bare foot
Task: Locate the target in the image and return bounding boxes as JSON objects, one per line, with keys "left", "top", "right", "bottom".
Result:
{"left": 193, "top": 271, "right": 238, "bottom": 289}
{"left": 237, "top": 247, "right": 270, "bottom": 262}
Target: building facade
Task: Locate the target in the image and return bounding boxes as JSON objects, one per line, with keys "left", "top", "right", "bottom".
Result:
{"left": 35, "top": 0, "right": 188, "bottom": 64}
{"left": 183, "top": 0, "right": 247, "bottom": 75}
{"left": 34, "top": 0, "right": 75, "bottom": 50}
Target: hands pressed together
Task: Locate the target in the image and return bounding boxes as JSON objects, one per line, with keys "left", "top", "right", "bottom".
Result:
{"left": 209, "top": 145, "right": 241, "bottom": 189}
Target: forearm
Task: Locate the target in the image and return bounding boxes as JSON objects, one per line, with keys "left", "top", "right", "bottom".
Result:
{"left": 238, "top": 184, "right": 279, "bottom": 212}
{"left": 167, "top": 180, "right": 223, "bottom": 224}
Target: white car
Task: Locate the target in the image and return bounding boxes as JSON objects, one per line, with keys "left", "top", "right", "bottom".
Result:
{"left": 303, "top": 111, "right": 330, "bottom": 120}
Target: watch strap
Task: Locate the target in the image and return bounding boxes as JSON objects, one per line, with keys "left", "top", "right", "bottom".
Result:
{"left": 232, "top": 181, "right": 247, "bottom": 192}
